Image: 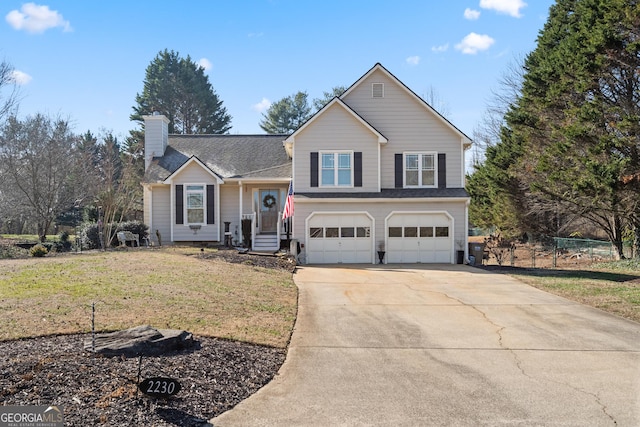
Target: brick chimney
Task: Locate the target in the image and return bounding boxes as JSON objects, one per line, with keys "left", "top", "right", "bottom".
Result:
{"left": 143, "top": 113, "right": 169, "bottom": 170}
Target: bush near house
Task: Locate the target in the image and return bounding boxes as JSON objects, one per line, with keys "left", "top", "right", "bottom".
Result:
{"left": 79, "top": 220, "right": 148, "bottom": 249}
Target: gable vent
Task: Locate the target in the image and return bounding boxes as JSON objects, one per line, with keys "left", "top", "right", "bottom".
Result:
{"left": 372, "top": 83, "right": 384, "bottom": 98}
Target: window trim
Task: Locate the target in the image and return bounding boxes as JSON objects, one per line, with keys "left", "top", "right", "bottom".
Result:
{"left": 403, "top": 152, "right": 437, "bottom": 188}
{"left": 319, "top": 151, "right": 354, "bottom": 188}
{"left": 184, "top": 183, "right": 206, "bottom": 225}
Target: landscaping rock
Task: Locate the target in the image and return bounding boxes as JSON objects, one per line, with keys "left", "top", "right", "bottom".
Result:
{"left": 84, "top": 325, "right": 195, "bottom": 357}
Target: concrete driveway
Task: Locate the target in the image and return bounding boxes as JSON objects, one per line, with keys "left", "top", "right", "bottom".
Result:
{"left": 212, "top": 265, "right": 640, "bottom": 426}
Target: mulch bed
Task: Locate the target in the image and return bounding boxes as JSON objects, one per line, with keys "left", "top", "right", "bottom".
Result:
{"left": 0, "top": 250, "right": 296, "bottom": 426}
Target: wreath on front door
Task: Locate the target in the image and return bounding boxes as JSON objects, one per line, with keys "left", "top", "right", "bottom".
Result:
{"left": 262, "top": 194, "right": 276, "bottom": 209}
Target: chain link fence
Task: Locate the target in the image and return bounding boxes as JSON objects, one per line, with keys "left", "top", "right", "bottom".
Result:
{"left": 479, "top": 237, "right": 632, "bottom": 268}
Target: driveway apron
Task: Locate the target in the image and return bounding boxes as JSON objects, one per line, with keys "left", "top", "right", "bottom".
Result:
{"left": 212, "top": 265, "right": 640, "bottom": 426}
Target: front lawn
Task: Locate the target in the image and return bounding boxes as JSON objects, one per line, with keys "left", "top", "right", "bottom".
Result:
{"left": 0, "top": 247, "right": 297, "bottom": 347}
{"left": 499, "top": 260, "right": 640, "bottom": 323}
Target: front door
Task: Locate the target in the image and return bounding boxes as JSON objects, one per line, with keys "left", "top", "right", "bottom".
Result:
{"left": 259, "top": 189, "right": 279, "bottom": 233}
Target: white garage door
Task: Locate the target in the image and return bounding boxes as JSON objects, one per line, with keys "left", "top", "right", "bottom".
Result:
{"left": 387, "top": 213, "right": 453, "bottom": 263}
{"left": 307, "top": 213, "right": 373, "bottom": 264}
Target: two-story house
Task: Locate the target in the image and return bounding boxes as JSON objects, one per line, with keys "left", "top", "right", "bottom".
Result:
{"left": 141, "top": 63, "right": 472, "bottom": 264}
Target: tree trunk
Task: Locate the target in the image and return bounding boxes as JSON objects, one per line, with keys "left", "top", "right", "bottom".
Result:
{"left": 613, "top": 215, "right": 625, "bottom": 260}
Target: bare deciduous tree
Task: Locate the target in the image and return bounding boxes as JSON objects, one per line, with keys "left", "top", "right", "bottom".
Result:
{"left": 0, "top": 114, "right": 80, "bottom": 242}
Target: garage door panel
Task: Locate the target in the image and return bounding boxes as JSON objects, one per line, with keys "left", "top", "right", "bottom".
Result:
{"left": 387, "top": 213, "right": 452, "bottom": 264}
{"left": 307, "top": 213, "right": 373, "bottom": 264}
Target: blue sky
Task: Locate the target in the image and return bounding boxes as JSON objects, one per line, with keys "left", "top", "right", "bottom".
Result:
{"left": 2, "top": 0, "right": 555, "bottom": 141}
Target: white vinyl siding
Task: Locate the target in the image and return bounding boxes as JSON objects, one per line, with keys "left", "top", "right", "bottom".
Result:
{"left": 292, "top": 103, "right": 379, "bottom": 193}
{"left": 220, "top": 184, "right": 240, "bottom": 242}
{"left": 150, "top": 185, "right": 171, "bottom": 246}
{"left": 341, "top": 69, "right": 464, "bottom": 188}
{"left": 171, "top": 162, "right": 218, "bottom": 241}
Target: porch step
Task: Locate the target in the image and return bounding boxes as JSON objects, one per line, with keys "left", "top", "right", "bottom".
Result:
{"left": 253, "top": 234, "right": 279, "bottom": 251}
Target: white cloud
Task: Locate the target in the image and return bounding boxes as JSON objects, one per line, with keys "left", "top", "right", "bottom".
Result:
{"left": 248, "top": 32, "right": 264, "bottom": 38}
{"left": 455, "top": 32, "right": 495, "bottom": 54}
{"left": 197, "top": 58, "right": 213, "bottom": 71}
{"left": 252, "top": 98, "right": 271, "bottom": 113}
{"left": 406, "top": 56, "right": 420, "bottom": 66}
{"left": 5, "top": 3, "right": 72, "bottom": 34}
{"left": 10, "top": 70, "right": 32, "bottom": 85}
{"left": 479, "top": 0, "right": 527, "bottom": 18}
{"left": 431, "top": 43, "right": 449, "bottom": 53}
{"left": 464, "top": 8, "right": 481, "bottom": 20}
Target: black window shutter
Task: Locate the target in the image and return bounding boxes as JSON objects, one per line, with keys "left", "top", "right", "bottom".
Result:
{"left": 310, "top": 152, "right": 319, "bottom": 187}
{"left": 438, "top": 153, "right": 446, "bottom": 189}
{"left": 175, "top": 185, "right": 184, "bottom": 224}
{"left": 206, "top": 185, "right": 215, "bottom": 224}
{"left": 354, "top": 152, "right": 362, "bottom": 187}
{"left": 394, "top": 154, "right": 403, "bottom": 188}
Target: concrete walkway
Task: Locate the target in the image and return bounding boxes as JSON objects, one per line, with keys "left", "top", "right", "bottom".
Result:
{"left": 212, "top": 265, "right": 640, "bottom": 426}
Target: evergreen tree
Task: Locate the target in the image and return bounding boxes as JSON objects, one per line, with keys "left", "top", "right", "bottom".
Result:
{"left": 259, "top": 91, "right": 311, "bottom": 134}
{"left": 469, "top": 0, "right": 640, "bottom": 256}
{"left": 312, "top": 86, "right": 347, "bottom": 111}
{"left": 131, "top": 49, "right": 232, "bottom": 134}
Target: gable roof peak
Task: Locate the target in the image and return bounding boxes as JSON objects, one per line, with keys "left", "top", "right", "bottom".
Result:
{"left": 283, "top": 96, "right": 387, "bottom": 155}
{"left": 341, "top": 63, "right": 472, "bottom": 147}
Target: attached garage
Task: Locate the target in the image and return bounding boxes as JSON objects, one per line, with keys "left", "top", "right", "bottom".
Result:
{"left": 386, "top": 212, "right": 453, "bottom": 263}
{"left": 306, "top": 213, "right": 373, "bottom": 264}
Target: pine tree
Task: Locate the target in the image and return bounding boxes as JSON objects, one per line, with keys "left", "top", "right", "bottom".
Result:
{"left": 131, "top": 49, "right": 232, "bottom": 134}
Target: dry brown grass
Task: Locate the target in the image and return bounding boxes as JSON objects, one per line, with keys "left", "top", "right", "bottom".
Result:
{"left": 493, "top": 264, "right": 640, "bottom": 323}
{"left": 0, "top": 247, "right": 297, "bottom": 347}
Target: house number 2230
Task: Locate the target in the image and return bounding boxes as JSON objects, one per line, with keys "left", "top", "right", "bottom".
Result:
{"left": 139, "top": 377, "right": 182, "bottom": 397}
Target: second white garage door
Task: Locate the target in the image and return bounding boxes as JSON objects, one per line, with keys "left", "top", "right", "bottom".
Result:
{"left": 387, "top": 212, "right": 453, "bottom": 263}
{"left": 306, "top": 213, "right": 373, "bottom": 264}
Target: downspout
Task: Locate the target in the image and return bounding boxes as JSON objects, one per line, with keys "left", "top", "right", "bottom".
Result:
{"left": 238, "top": 181, "right": 243, "bottom": 245}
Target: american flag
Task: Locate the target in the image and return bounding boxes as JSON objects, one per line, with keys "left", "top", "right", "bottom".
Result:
{"left": 282, "top": 180, "right": 294, "bottom": 220}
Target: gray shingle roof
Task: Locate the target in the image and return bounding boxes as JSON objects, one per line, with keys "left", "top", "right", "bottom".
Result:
{"left": 296, "top": 188, "right": 469, "bottom": 199}
{"left": 143, "top": 134, "right": 291, "bottom": 183}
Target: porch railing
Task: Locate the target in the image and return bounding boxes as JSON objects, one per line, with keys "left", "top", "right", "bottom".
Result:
{"left": 241, "top": 213, "right": 256, "bottom": 249}
{"left": 241, "top": 211, "right": 285, "bottom": 251}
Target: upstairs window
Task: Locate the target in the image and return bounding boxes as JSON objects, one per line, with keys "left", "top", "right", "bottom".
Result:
{"left": 321, "top": 152, "right": 352, "bottom": 187}
{"left": 405, "top": 153, "right": 436, "bottom": 187}
{"left": 186, "top": 185, "right": 205, "bottom": 224}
